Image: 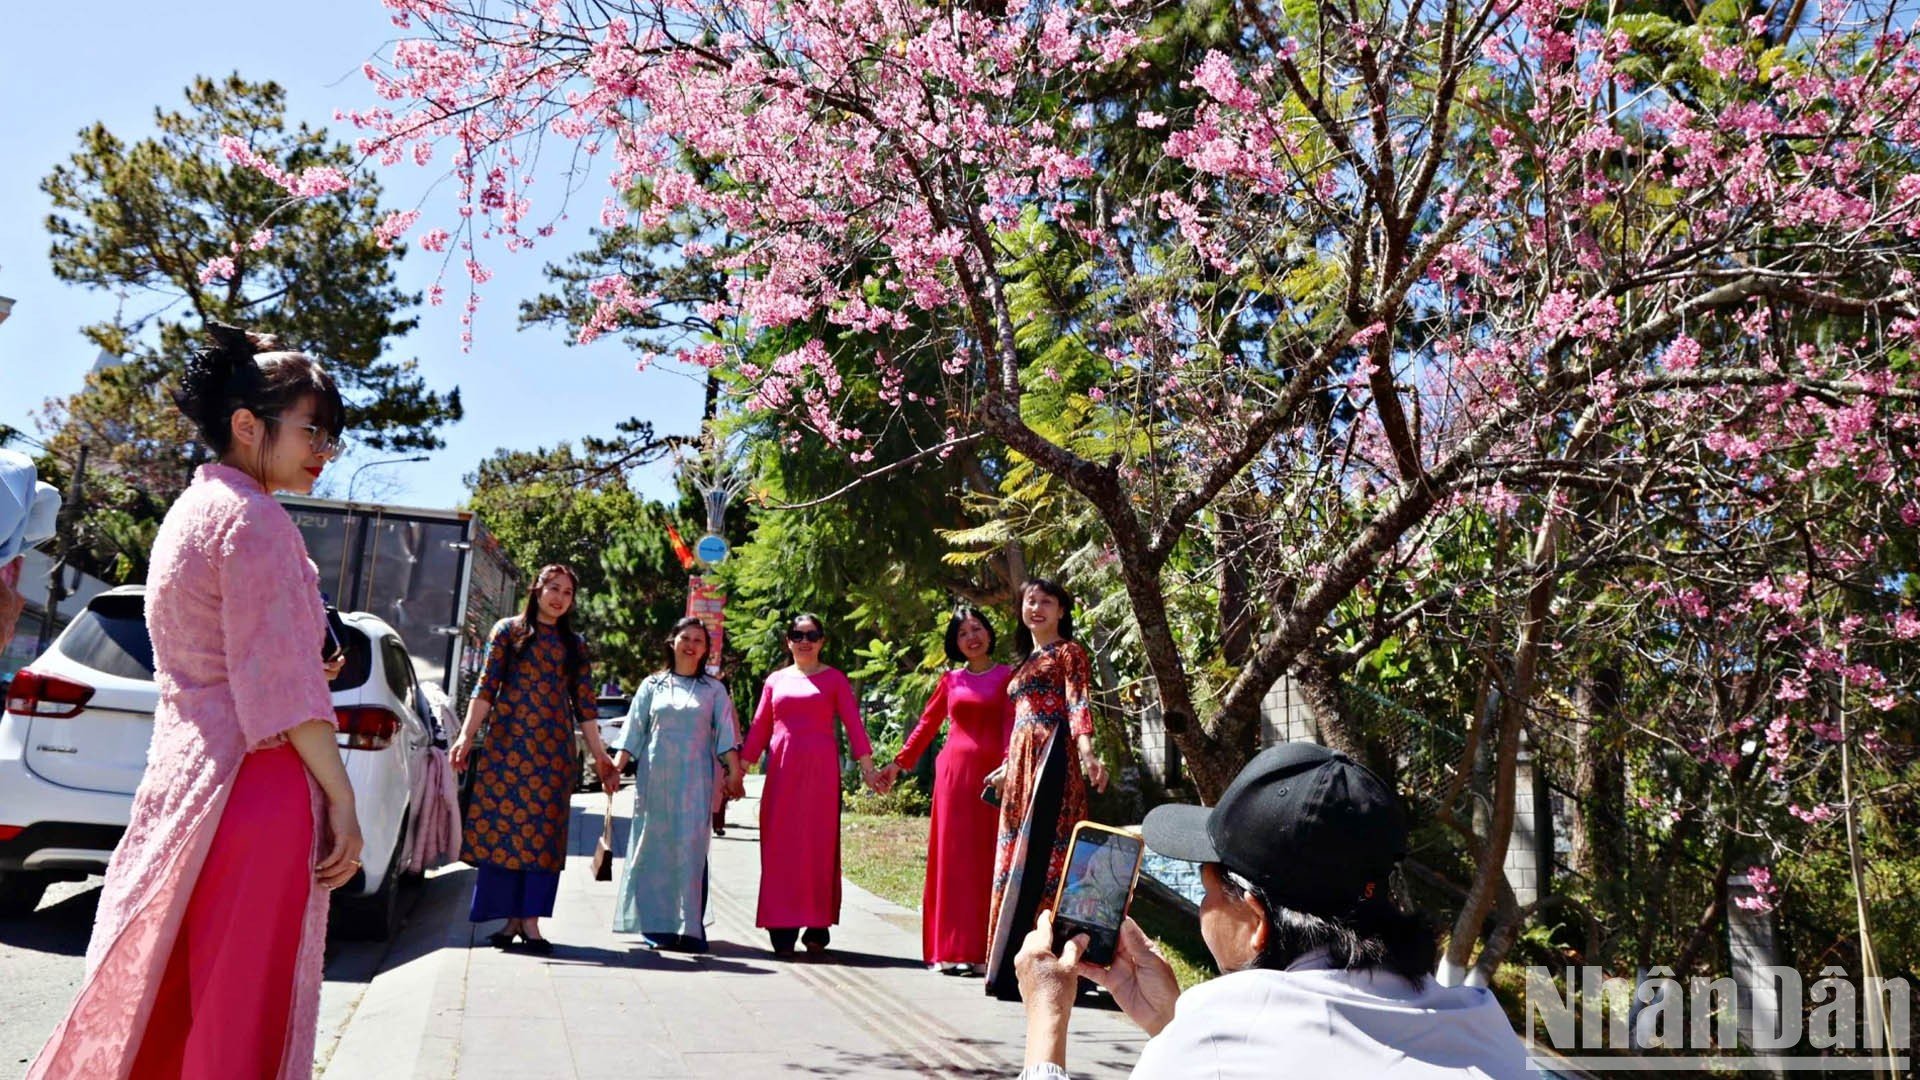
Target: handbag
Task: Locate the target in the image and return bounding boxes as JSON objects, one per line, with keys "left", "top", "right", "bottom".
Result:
{"left": 589, "top": 794, "right": 615, "bottom": 881}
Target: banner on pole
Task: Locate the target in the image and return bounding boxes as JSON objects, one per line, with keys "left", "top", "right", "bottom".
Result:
{"left": 686, "top": 575, "right": 726, "bottom": 676}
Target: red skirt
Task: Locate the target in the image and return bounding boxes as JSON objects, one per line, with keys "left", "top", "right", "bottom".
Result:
{"left": 130, "top": 743, "right": 315, "bottom": 1077}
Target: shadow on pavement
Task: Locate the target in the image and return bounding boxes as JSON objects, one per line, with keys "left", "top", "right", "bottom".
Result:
{"left": 787, "top": 1049, "right": 1008, "bottom": 1077}
{"left": 537, "top": 941, "right": 772, "bottom": 976}
{"left": 0, "top": 881, "right": 100, "bottom": 957}
{"left": 795, "top": 947, "right": 932, "bottom": 971}
{"left": 567, "top": 804, "right": 760, "bottom": 857}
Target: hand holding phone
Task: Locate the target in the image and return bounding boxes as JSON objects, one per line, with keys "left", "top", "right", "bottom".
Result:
{"left": 1048, "top": 821, "right": 1145, "bottom": 967}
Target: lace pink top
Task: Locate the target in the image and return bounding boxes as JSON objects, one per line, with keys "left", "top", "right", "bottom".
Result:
{"left": 29, "top": 463, "right": 336, "bottom": 1080}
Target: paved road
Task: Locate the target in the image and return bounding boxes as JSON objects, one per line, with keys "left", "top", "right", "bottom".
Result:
{"left": 318, "top": 784, "right": 1147, "bottom": 1079}
{"left": 0, "top": 865, "right": 475, "bottom": 1079}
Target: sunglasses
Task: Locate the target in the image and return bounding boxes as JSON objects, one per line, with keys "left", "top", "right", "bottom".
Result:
{"left": 787, "top": 629, "right": 825, "bottom": 643}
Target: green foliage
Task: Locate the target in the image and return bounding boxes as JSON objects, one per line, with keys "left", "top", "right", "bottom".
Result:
{"left": 34, "top": 74, "right": 460, "bottom": 582}
{"left": 464, "top": 442, "right": 687, "bottom": 686}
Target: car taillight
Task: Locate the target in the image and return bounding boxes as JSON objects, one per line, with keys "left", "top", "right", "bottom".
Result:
{"left": 4, "top": 670, "right": 96, "bottom": 719}
{"left": 334, "top": 706, "right": 402, "bottom": 751}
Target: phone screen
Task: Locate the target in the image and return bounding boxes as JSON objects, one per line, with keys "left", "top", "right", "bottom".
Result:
{"left": 1051, "top": 826, "right": 1144, "bottom": 967}
{"left": 322, "top": 608, "right": 349, "bottom": 664}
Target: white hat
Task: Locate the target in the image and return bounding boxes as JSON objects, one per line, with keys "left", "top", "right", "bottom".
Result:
{"left": 0, "top": 448, "right": 62, "bottom": 562}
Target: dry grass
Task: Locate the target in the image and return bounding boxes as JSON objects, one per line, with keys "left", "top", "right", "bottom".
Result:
{"left": 839, "top": 811, "right": 1217, "bottom": 989}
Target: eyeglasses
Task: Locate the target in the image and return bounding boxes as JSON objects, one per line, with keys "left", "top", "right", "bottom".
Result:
{"left": 264, "top": 416, "right": 342, "bottom": 457}
{"left": 787, "top": 629, "right": 825, "bottom": 643}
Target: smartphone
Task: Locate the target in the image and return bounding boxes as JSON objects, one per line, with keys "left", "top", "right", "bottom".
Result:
{"left": 981, "top": 779, "right": 1003, "bottom": 808}
{"left": 322, "top": 606, "right": 349, "bottom": 664}
{"left": 1049, "top": 821, "right": 1145, "bottom": 967}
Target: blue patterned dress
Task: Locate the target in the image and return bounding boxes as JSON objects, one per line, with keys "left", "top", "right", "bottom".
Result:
{"left": 610, "top": 671, "right": 740, "bottom": 949}
{"left": 465, "top": 617, "right": 595, "bottom": 921}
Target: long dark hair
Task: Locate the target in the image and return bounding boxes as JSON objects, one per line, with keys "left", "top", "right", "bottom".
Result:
{"left": 1219, "top": 872, "right": 1437, "bottom": 984}
{"left": 173, "top": 322, "right": 345, "bottom": 480}
{"left": 1011, "top": 577, "right": 1076, "bottom": 661}
{"left": 507, "top": 564, "right": 587, "bottom": 700}
{"left": 945, "top": 606, "right": 998, "bottom": 665}
{"left": 657, "top": 616, "right": 713, "bottom": 682}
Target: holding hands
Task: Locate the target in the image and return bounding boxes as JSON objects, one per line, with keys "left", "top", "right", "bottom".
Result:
{"left": 983, "top": 764, "right": 1009, "bottom": 801}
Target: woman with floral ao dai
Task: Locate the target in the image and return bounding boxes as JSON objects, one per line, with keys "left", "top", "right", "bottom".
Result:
{"left": 451, "top": 565, "right": 619, "bottom": 953}
{"left": 983, "top": 578, "right": 1110, "bottom": 1000}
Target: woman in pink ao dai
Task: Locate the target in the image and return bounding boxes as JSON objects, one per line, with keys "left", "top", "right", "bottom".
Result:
{"left": 739, "top": 613, "right": 887, "bottom": 956}
{"left": 30, "top": 325, "right": 364, "bottom": 1079}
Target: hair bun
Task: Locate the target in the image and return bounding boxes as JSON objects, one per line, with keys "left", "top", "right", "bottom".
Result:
{"left": 172, "top": 321, "right": 265, "bottom": 440}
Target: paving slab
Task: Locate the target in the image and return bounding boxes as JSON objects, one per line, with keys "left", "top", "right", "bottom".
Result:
{"left": 320, "top": 777, "right": 1149, "bottom": 1078}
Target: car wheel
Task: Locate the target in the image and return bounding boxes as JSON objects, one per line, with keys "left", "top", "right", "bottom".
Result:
{"left": 0, "top": 870, "right": 53, "bottom": 917}
{"left": 333, "top": 823, "right": 406, "bottom": 941}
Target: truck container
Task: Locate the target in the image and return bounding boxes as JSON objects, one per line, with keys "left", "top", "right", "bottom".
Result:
{"left": 278, "top": 496, "right": 521, "bottom": 707}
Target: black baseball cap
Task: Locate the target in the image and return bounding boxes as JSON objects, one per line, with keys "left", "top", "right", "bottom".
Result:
{"left": 1141, "top": 742, "right": 1408, "bottom": 916}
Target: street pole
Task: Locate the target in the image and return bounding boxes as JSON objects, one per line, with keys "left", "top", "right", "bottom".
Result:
{"left": 35, "top": 444, "right": 87, "bottom": 655}
{"left": 341, "top": 454, "right": 428, "bottom": 612}
{"left": 347, "top": 454, "right": 430, "bottom": 504}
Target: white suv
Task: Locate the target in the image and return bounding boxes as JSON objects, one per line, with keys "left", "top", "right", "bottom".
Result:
{"left": 0, "top": 586, "right": 434, "bottom": 939}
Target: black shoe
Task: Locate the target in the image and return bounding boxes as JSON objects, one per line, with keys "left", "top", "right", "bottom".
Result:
{"left": 801, "top": 927, "right": 831, "bottom": 953}
{"left": 769, "top": 928, "right": 800, "bottom": 956}
{"left": 523, "top": 936, "right": 555, "bottom": 955}
{"left": 486, "top": 930, "right": 521, "bottom": 949}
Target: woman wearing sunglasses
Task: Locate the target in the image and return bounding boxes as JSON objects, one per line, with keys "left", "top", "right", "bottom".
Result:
{"left": 739, "top": 613, "right": 886, "bottom": 956}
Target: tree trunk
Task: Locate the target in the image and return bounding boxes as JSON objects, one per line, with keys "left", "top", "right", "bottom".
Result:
{"left": 1570, "top": 665, "right": 1627, "bottom": 963}
{"left": 1440, "top": 505, "right": 1563, "bottom": 984}
{"left": 1293, "top": 647, "right": 1398, "bottom": 788}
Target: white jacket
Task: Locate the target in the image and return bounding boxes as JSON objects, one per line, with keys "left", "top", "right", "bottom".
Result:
{"left": 1027, "top": 955, "right": 1530, "bottom": 1080}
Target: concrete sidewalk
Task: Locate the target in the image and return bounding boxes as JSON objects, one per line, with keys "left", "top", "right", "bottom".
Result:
{"left": 321, "top": 779, "right": 1148, "bottom": 1079}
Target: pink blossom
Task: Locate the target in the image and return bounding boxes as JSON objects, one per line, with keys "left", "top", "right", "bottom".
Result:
{"left": 1733, "top": 865, "right": 1779, "bottom": 913}
{"left": 375, "top": 210, "right": 420, "bottom": 249}
{"left": 198, "top": 256, "right": 237, "bottom": 285}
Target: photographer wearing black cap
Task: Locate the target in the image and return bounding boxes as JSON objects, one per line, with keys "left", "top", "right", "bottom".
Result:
{"left": 1014, "top": 742, "right": 1528, "bottom": 1079}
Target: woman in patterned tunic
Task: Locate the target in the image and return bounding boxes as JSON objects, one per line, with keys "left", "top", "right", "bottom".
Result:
{"left": 610, "top": 617, "right": 744, "bottom": 951}
{"left": 983, "top": 578, "right": 1110, "bottom": 1000}
{"left": 451, "top": 564, "right": 618, "bottom": 953}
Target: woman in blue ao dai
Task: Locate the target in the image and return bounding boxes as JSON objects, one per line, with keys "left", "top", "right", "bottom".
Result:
{"left": 610, "top": 617, "right": 744, "bottom": 952}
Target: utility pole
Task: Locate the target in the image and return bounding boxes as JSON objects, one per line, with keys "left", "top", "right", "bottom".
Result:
{"left": 35, "top": 445, "right": 87, "bottom": 655}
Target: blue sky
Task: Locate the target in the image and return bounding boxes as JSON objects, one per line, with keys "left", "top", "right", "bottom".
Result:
{"left": 0, "top": 1, "right": 706, "bottom": 508}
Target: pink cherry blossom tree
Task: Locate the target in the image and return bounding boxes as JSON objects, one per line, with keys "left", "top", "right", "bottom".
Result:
{"left": 312, "top": 0, "right": 1920, "bottom": 981}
